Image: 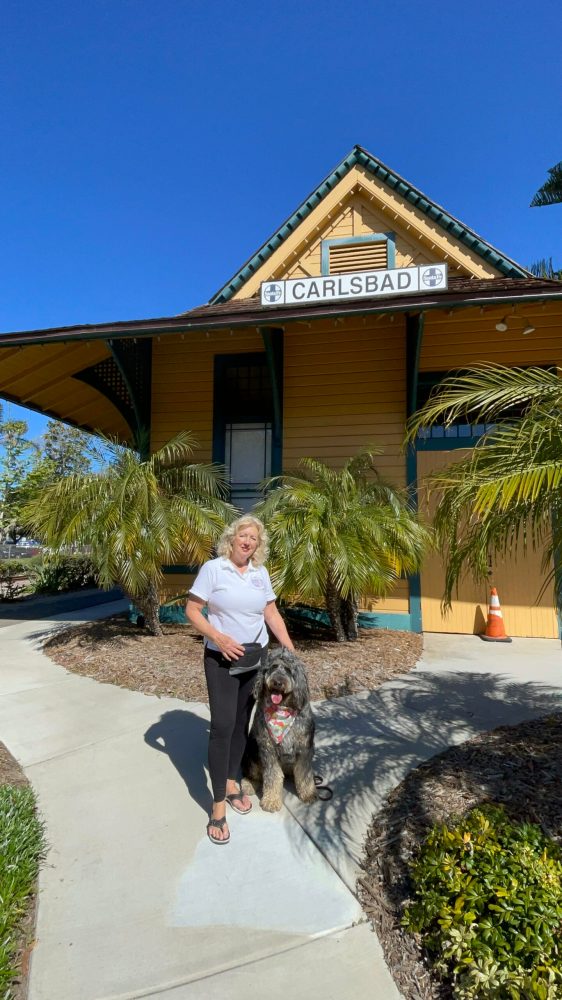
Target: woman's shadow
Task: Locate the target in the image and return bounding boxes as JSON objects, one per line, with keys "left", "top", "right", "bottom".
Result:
{"left": 144, "top": 709, "right": 212, "bottom": 813}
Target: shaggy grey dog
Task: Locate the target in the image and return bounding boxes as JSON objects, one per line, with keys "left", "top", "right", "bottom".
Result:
{"left": 242, "top": 648, "right": 317, "bottom": 812}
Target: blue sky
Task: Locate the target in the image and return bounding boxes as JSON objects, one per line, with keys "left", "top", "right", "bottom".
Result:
{"left": 1, "top": 0, "right": 561, "bottom": 440}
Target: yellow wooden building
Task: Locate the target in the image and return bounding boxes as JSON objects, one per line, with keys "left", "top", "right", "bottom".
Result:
{"left": 2, "top": 145, "right": 562, "bottom": 637}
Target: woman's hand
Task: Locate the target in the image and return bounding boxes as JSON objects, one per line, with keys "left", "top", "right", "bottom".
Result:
{"left": 264, "top": 601, "right": 295, "bottom": 652}
{"left": 186, "top": 597, "right": 246, "bottom": 660}
{"left": 213, "top": 632, "right": 246, "bottom": 661}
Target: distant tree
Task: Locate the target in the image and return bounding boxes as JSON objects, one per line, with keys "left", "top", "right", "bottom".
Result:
{"left": 42, "top": 421, "right": 101, "bottom": 477}
{"left": 530, "top": 162, "right": 562, "bottom": 207}
{"left": 528, "top": 257, "right": 562, "bottom": 280}
{"left": 0, "top": 409, "right": 38, "bottom": 543}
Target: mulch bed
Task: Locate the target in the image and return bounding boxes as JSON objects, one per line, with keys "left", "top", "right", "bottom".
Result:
{"left": 357, "top": 712, "right": 562, "bottom": 999}
{"left": 0, "top": 743, "right": 37, "bottom": 1000}
{"left": 42, "top": 613, "right": 423, "bottom": 703}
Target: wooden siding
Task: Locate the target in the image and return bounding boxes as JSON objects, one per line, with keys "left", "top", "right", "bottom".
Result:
{"left": 421, "top": 303, "right": 562, "bottom": 371}
{"left": 418, "top": 304, "right": 562, "bottom": 637}
{"left": 359, "top": 202, "right": 434, "bottom": 269}
{"left": 418, "top": 450, "right": 558, "bottom": 638}
{"left": 151, "top": 317, "right": 411, "bottom": 615}
{"left": 151, "top": 326, "right": 264, "bottom": 455}
{"left": 281, "top": 206, "right": 354, "bottom": 281}
{"left": 284, "top": 314, "right": 409, "bottom": 614}
{"left": 161, "top": 573, "right": 195, "bottom": 602}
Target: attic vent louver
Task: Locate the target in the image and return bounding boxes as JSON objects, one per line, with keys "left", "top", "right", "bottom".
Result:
{"left": 329, "top": 240, "right": 388, "bottom": 274}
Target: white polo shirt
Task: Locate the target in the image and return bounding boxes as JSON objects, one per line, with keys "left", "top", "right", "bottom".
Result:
{"left": 189, "top": 557, "right": 276, "bottom": 651}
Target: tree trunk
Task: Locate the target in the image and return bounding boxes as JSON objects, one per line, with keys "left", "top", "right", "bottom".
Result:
{"left": 134, "top": 581, "right": 163, "bottom": 637}
{"left": 342, "top": 596, "right": 359, "bottom": 641}
{"left": 325, "top": 575, "right": 346, "bottom": 642}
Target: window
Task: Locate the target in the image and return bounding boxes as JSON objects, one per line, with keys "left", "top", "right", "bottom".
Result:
{"left": 321, "top": 233, "right": 396, "bottom": 275}
{"left": 213, "top": 353, "right": 276, "bottom": 509}
{"left": 416, "top": 372, "right": 494, "bottom": 442}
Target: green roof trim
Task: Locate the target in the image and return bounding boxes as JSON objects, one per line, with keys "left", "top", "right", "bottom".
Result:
{"left": 209, "top": 145, "right": 528, "bottom": 304}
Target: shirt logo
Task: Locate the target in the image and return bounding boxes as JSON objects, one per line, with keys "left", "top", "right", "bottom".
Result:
{"left": 251, "top": 576, "right": 265, "bottom": 589}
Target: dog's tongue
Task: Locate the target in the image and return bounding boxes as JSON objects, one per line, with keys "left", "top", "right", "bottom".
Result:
{"left": 271, "top": 693, "right": 283, "bottom": 705}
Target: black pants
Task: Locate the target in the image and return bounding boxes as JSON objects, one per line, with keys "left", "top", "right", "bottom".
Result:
{"left": 204, "top": 648, "right": 262, "bottom": 802}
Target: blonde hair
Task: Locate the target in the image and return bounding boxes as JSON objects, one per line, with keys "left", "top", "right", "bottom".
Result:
{"left": 217, "top": 515, "right": 269, "bottom": 567}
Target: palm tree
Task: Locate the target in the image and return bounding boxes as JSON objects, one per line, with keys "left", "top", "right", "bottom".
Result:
{"left": 24, "top": 431, "right": 235, "bottom": 635}
{"left": 255, "top": 451, "right": 430, "bottom": 642}
{"left": 406, "top": 364, "right": 562, "bottom": 606}
{"left": 530, "top": 162, "right": 562, "bottom": 207}
{"left": 528, "top": 257, "right": 562, "bottom": 281}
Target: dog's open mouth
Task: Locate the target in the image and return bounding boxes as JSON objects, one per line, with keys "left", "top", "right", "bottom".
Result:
{"left": 270, "top": 692, "right": 283, "bottom": 705}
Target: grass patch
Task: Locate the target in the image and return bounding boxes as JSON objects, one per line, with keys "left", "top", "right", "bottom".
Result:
{"left": 0, "top": 785, "right": 46, "bottom": 997}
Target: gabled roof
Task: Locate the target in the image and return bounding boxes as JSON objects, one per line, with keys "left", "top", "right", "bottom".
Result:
{"left": 209, "top": 145, "right": 529, "bottom": 304}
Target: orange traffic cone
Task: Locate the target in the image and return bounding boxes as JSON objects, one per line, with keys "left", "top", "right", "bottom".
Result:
{"left": 480, "top": 587, "right": 512, "bottom": 643}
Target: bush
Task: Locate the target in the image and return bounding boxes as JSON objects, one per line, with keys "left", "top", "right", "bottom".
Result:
{"left": 0, "top": 560, "right": 28, "bottom": 601}
{"left": 0, "top": 785, "right": 46, "bottom": 994}
{"left": 31, "top": 553, "right": 98, "bottom": 594}
{"left": 403, "top": 803, "right": 562, "bottom": 998}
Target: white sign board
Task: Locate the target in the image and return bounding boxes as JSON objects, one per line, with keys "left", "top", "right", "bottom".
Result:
{"left": 260, "top": 263, "right": 448, "bottom": 307}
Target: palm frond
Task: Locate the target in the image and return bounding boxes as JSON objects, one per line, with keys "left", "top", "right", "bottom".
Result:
{"left": 257, "top": 449, "right": 429, "bottom": 611}
{"left": 406, "top": 364, "right": 562, "bottom": 440}
{"left": 530, "top": 162, "right": 562, "bottom": 207}
{"left": 23, "top": 433, "right": 233, "bottom": 605}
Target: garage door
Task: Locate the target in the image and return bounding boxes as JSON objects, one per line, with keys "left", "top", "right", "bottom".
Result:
{"left": 418, "top": 449, "right": 559, "bottom": 638}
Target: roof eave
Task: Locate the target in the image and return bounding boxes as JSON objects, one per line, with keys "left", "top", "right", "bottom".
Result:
{"left": 2, "top": 285, "right": 561, "bottom": 347}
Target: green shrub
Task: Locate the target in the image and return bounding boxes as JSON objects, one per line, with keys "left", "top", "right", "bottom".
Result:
{"left": 0, "top": 785, "right": 46, "bottom": 994}
{"left": 25, "top": 554, "right": 44, "bottom": 570}
{"left": 31, "top": 553, "right": 98, "bottom": 594}
{"left": 0, "top": 560, "right": 28, "bottom": 601}
{"left": 403, "top": 803, "right": 562, "bottom": 999}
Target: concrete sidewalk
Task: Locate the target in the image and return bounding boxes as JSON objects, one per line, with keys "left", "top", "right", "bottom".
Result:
{"left": 0, "top": 606, "right": 561, "bottom": 1000}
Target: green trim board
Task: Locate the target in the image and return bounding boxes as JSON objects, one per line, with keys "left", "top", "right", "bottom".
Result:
{"left": 405, "top": 312, "right": 425, "bottom": 634}
{"left": 320, "top": 233, "right": 396, "bottom": 274}
{"left": 108, "top": 338, "right": 152, "bottom": 457}
{"left": 260, "top": 327, "right": 284, "bottom": 478}
{"left": 284, "top": 604, "right": 413, "bottom": 632}
{"left": 209, "top": 144, "right": 529, "bottom": 304}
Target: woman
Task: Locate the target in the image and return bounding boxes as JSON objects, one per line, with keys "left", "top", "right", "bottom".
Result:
{"left": 186, "top": 515, "right": 294, "bottom": 845}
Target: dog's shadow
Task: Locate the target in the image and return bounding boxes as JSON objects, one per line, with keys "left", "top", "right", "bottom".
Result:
{"left": 144, "top": 709, "right": 212, "bottom": 813}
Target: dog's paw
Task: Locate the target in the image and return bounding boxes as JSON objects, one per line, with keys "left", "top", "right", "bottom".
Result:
{"left": 241, "top": 777, "right": 256, "bottom": 796}
{"left": 298, "top": 788, "right": 318, "bottom": 804}
{"left": 260, "top": 795, "right": 283, "bottom": 813}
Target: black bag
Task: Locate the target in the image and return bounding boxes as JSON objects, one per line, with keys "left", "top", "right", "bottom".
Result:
{"left": 228, "top": 631, "right": 266, "bottom": 676}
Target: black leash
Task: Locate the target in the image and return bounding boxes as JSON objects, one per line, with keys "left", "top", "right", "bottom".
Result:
{"left": 314, "top": 774, "right": 333, "bottom": 801}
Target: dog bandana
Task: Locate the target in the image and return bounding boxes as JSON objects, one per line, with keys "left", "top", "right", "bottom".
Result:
{"left": 264, "top": 703, "right": 297, "bottom": 744}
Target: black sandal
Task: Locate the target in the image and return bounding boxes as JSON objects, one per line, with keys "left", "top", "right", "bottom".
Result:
{"left": 226, "top": 791, "right": 252, "bottom": 815}
{"left": 206, "top": 816, "right": 230, "bottom": 845}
